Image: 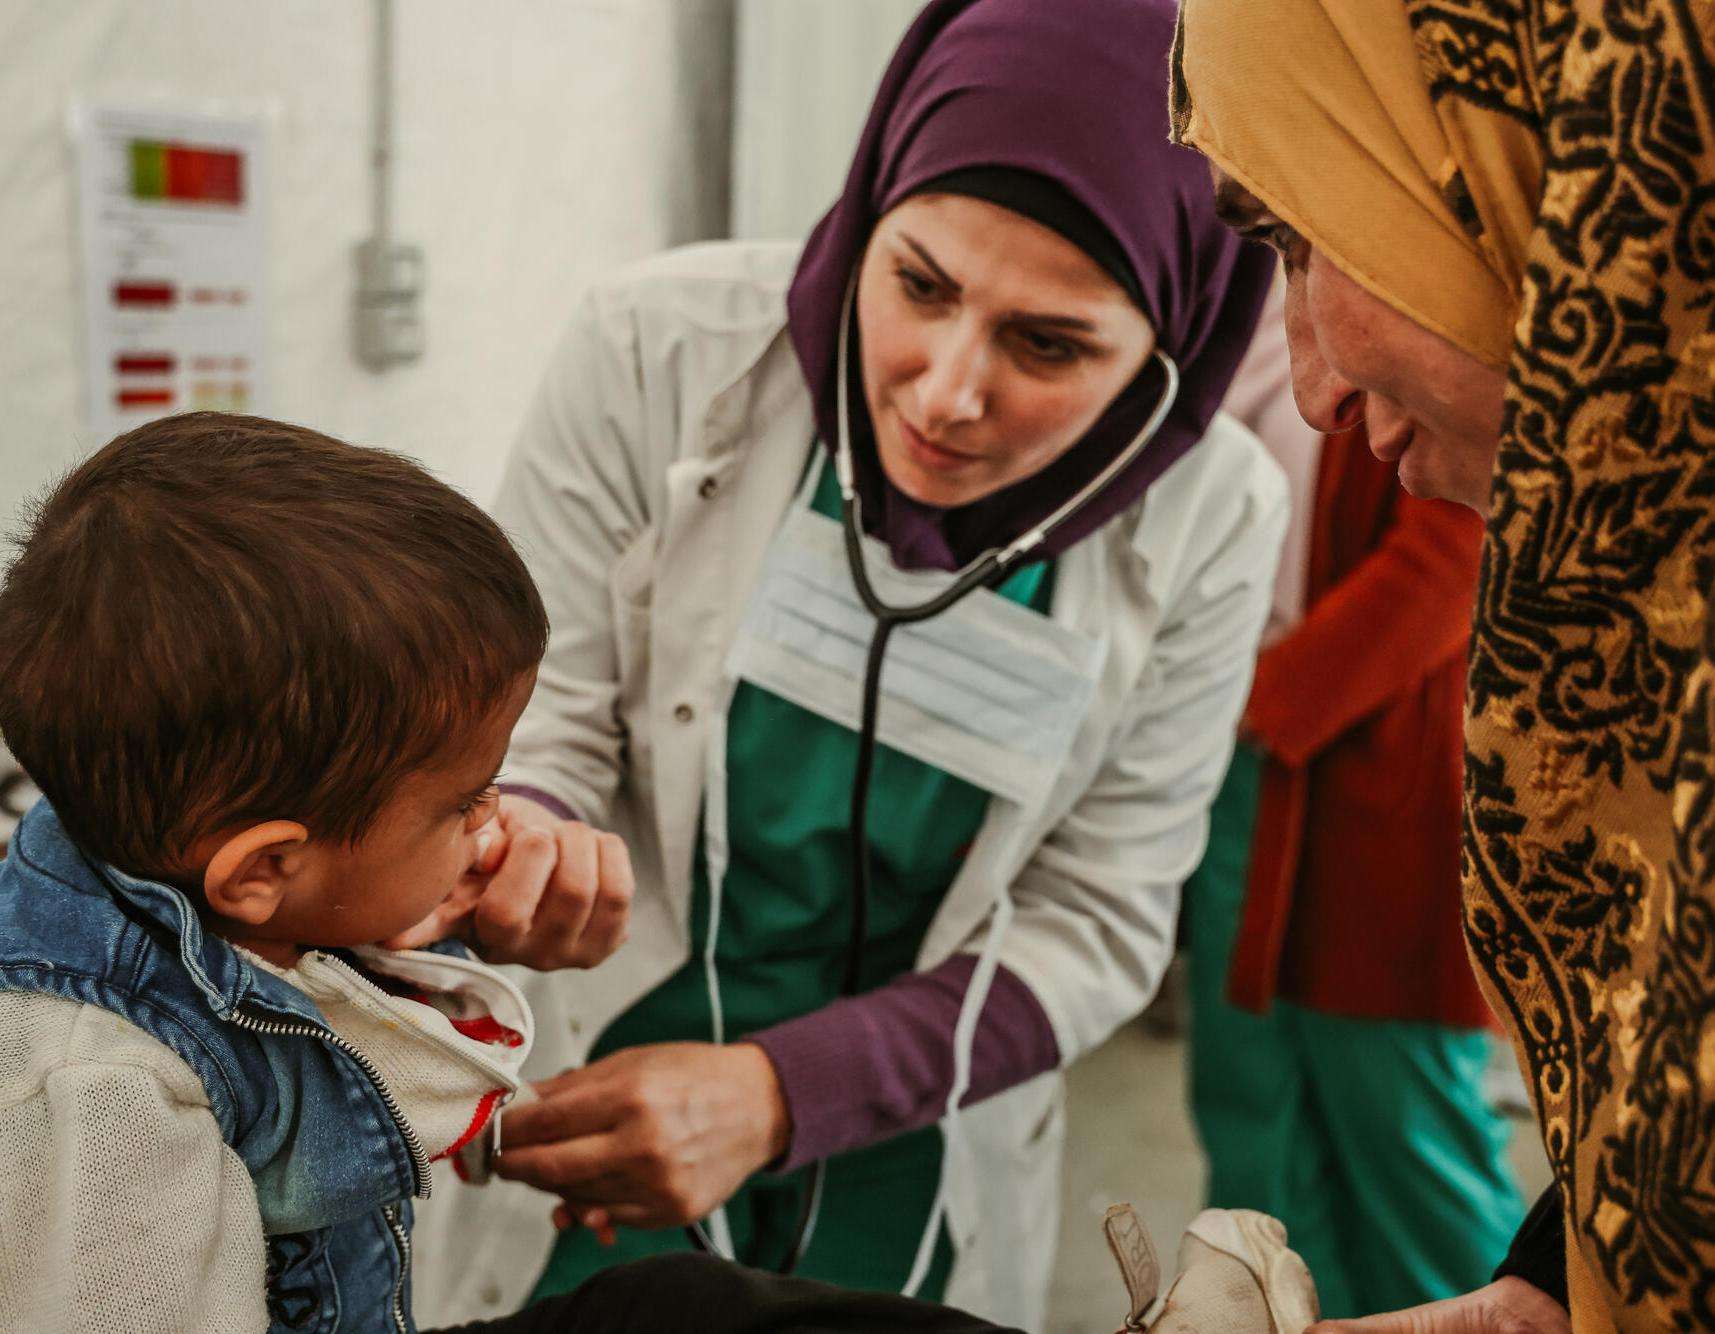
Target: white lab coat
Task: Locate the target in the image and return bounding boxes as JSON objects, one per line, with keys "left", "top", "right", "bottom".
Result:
{"left": 412, "top": 241, "right": 1287, "bottom": 1328}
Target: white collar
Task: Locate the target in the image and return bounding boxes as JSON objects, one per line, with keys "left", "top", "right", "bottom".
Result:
{"left": 241, "top": 946, "right": 533, "bottom": 1179}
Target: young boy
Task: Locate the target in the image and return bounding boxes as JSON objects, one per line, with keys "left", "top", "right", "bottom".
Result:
{"left": 0, "top": 412, "right": 1030, "bottom": 1334}
{"left": 0, "top": 412, "right": 567, "bottom": 1331}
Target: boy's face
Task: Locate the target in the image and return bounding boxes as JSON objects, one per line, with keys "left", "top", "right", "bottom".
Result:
{"left": 204, "top": 672, "right": 535, "bottom": 962}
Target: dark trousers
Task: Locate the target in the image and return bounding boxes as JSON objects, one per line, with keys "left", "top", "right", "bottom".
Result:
{"left": 430, "top": 1252, "right": 1025, "bottom": 1334}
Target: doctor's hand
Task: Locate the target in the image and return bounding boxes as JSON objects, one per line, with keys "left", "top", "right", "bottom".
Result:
{"left": 494, "top": 1042, "right": 792, "bottom": 1230}
{"left": 1308, "top": 1280, "right": 1570, "bottom": 1334}
{"left": 385, "top": 795, "right": 633, "bottom": 970}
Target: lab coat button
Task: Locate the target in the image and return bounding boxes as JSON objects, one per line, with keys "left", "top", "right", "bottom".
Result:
{"left": 673, "top": 703, "right": 695, "bottom": 723}
{"left": 697, "top": 476, "right": 719, "bottom": 499}
{"left": 480, "top": 1281, "right": 502, "bottom": 1306}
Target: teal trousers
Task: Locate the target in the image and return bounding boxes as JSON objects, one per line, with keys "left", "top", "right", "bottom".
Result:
{"left": 1184, "top": 744, "right": 1524, "bottom": 1319}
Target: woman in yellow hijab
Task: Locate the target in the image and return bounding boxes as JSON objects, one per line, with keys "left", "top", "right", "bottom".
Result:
{"left": 1173, "top": 4, "right": 1715, "bottom": 1333}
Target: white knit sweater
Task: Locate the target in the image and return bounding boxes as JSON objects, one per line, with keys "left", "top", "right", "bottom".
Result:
{"left": 0, "top": 948, "right": 532, "bottom": 1334}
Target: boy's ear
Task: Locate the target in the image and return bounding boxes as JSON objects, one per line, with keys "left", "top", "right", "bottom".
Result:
{"left": 202, "top": 821, "right": 312, "bottom": 926}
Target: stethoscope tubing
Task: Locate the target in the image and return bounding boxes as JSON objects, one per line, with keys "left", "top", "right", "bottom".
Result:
{"left": 686, "top": 285, "right": 1181, "bottom": 1283}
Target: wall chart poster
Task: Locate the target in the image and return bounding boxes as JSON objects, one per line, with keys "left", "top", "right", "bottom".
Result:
{"left": 73, "top": 102, "right": 269, "bottom": 441}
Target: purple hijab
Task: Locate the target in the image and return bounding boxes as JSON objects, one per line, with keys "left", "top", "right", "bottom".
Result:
{"left": 786, "top": 0, "right": 1273, "bottom": 571}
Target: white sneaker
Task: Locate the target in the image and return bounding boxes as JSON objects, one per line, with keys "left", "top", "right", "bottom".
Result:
{"left": 1101, "top": 1205, "right": 1320, "bottom": 1333}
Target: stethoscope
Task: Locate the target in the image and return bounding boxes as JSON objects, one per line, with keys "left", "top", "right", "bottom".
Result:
{"left": 686, "top": 281, "right": 1180, "bottom": 1279}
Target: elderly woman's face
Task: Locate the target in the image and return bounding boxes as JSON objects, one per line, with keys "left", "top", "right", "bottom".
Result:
{"left": 855, "top": 193, "right": 1156, "bottom": 509}
{"left": 1209, "top": 171, "right": 1506, "bottom": 513}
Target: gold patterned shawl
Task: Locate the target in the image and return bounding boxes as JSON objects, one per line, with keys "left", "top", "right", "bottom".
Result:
{"left": 1173, "top": 4, "right": 1715, "bottom": 1330}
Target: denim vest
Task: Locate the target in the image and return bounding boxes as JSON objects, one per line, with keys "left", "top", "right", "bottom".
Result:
{"left": 0, "top": 801, "right": 428, "bottom": 1333}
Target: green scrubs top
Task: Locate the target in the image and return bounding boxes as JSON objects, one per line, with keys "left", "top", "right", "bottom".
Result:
{"left": 532, "top": 459, "right": 1054, "bottom": 1301}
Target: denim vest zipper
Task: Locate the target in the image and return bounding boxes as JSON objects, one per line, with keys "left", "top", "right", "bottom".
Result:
{"left": 226, "top": 1006, "right": 432, "bottom": 1198}
{"left": 382, "top": 1203, "right": 412, "bottom": 1334}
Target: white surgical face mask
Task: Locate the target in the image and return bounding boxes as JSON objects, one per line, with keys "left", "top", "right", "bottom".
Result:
{"left": 691, "top": 456, "right": 1108, "bottom": 1291}
{"left": 727, "top": 460, "right": 1105, "bottom": 811}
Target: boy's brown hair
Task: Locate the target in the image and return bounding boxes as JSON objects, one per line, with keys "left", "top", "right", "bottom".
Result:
{"left": 0, "top": 412, "right": 548, "bottom": 880}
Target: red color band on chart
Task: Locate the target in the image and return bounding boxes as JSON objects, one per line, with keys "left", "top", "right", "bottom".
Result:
{"left": 113, "top": 281, "right": 175, "bottom": 308}
{"left": 116, "top": 389, "right": 174, "bottom": 408}
{"left": 115, "top": 354, "right": 175, "bottom": 375}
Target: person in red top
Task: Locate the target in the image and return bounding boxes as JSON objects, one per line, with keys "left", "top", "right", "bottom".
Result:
{"left": 1184, "top": 280, "right": 1524, "bottom": 1319}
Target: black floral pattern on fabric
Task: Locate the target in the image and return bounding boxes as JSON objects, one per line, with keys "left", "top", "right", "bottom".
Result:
{"left": 1420, "top": 0, "right": 1715, "bottom": 1325}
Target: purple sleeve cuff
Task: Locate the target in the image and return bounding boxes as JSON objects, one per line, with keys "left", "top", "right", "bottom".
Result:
{"left": 499, "top": 783, "right": 579, "bottom": 824}
{"left": 747, "top": 957, "right": 1061, "bottom": 1172}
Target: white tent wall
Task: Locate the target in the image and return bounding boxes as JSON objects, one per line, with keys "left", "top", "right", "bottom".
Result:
{"left": 0, "top": 0, "right": 734, "bottom": 521}
{"left": 730, "top": 0, "right": 920, "bottom": 240}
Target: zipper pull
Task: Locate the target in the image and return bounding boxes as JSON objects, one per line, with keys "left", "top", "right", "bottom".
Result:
{"left": 454, "top": 1088, "right": 510, "bottom": 1185}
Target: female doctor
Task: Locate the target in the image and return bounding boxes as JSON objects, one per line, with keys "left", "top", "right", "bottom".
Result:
{"left": 414, "top": 0, "right": 1284, "bottom": 1327}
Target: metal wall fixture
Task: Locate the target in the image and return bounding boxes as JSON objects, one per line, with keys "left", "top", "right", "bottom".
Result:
{"left": 353, "top": 0, "right": 425, "bottom": 370}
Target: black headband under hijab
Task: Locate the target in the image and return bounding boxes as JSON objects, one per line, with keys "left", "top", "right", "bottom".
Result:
{"left": 786, "top": 0, "right": 1275, "bottom": 571}
{"left": 909, "top": 166, "right": 1145, "bottom": 309}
